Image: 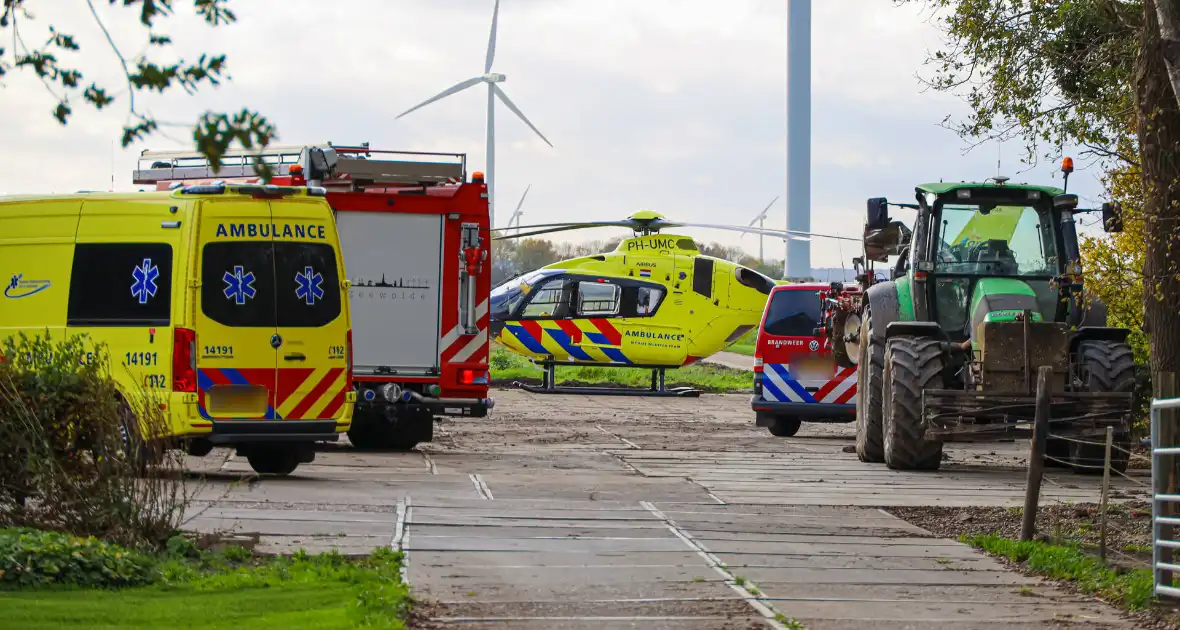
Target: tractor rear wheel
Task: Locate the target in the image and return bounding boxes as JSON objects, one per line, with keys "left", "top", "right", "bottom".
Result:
{"left": 882, "top": 336, "right": 945, "bottom": 471}
{"left": 1069, "top": 340, "right": 1134, "bottom": 475}
{"left": 855, "top": 309, "right": 886, "bottom": 463}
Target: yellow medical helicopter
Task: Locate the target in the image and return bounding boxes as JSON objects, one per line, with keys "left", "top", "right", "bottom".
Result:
{"left": 488, "top": 210, "right": 856, "bottom": 396}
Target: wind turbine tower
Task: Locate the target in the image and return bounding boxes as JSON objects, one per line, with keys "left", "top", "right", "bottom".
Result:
{"left": 509, "top": 184, "right": 530, "bottom": 234}
{"left": 785, "top": 0, "right": 811, "bottom": 279}
{"left": 397, "top": 0, "right": 552, "bottom": 230}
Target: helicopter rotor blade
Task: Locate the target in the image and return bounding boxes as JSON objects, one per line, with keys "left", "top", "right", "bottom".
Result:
{"left": 493, "top": 224, "right": 620, "bottom": 240}
{"left": 672, "top": 222, "right": 858, "bottom": 242}
{"left": 489, "top": 220, "right": 637, "bottom": 233}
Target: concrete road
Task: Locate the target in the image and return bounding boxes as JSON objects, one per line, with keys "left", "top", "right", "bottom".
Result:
{"left": 183, "top": 390, "right": 1147, "bottom": 629}
{"left": 700, "top": 351, "right": 755, "bottom": 372}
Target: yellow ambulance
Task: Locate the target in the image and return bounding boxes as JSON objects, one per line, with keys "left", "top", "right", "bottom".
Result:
{"left": 0, "top": 184, "right": 355, "bottom": 475}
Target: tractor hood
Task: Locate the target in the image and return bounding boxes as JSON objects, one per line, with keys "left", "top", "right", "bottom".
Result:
{"left": 967, "top": 278, "right": 1043, "bottom": 342}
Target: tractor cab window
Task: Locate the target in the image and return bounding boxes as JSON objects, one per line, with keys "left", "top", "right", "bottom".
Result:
{"left": 576, "top": 281, "right": 621, "bottom": 316}
{"left": 520, "top": 277, "right": 568, "bottom": 319}
{"left": 934, "top": 204, "right": 1057, "bottom": 277}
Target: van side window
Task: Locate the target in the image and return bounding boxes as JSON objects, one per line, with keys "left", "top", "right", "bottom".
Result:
{"left": 67, "top": 243, "right": 173, "bottom": 326}
{"left": 201, "top": 242, "right": 277, "bottom": 328}
{"left": 576, "top": 281, "right": 621, "bottom": 316}
{"left": 275, "top": 243, "right": 342, "bottom": 328}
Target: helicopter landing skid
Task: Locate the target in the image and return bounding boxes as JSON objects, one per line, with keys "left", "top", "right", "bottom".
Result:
{"left": 514, "top": 363, "right": 702, "bottom": 398}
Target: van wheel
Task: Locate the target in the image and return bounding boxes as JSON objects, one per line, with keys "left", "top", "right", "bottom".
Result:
{"left": 246, "top": 449, "right": 299, "bottom": 476}
{"left": 767, "top": 416, "right": 802, "bottom": 437}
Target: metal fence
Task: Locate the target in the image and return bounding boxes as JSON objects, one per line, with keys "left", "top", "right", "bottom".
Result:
{"left": 1152, "top": 396, "right": 1180, "bottom": 598}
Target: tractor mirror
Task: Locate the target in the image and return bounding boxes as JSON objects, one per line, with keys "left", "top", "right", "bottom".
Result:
{"left": 866, "top": 197, "right": 889, "bottom": 232}
{"left": 1053, "top": 194, "right": 1079, "bottom": 210}
{"left": 1102, "top": 202, "right": 1124, "bottom": 233}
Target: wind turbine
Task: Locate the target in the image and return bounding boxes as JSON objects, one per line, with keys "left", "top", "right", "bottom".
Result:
{"left": 744, "top": 196, "right": 780, "bottom": 262}
{"left": 508, "top": 184, "right": 530, "bottom": 234}
{"left": 396, "top": 0, "right": 553, "bottom": 229}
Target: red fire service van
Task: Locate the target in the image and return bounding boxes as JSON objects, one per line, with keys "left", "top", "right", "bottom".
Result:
{"left": 134, "top": 142, "right": 493, "bottom": 451}
{"left": 751, "top": 282, "right": 858, "bottom": 437}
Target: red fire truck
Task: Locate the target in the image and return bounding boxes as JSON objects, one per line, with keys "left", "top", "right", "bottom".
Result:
{"left": 133, "top": 142, "right": 493, "bottom": 450}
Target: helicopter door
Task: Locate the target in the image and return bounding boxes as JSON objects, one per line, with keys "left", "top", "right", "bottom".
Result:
{"left": 570, "top": 279, "right": 628, "bottom": 363}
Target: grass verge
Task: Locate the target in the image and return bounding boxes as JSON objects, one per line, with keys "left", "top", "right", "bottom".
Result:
{"left": 722, "top": 330, "right": 758, "bottom": 357}
{"left": 0, "top": 530, "right": 412, "bottom": 630}
{"left": 488, "top": 344, "right": 751, "bottom": 392}
{"left": 964, "top": 533, "right": 1153, "bottom": 611}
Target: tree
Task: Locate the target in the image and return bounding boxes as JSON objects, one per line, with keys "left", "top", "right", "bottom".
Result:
{"left": 897, "top": 0, "right": 1180, "bottom": 374}
{"left": 1, "top": 0, "right": 274, "bottom": 175}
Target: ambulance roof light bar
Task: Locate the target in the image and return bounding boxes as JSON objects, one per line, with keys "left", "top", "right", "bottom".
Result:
{"left": 132, "top": 142, "right": 467, "bottom": 188}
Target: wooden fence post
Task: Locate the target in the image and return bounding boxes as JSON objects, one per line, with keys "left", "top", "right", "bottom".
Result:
{"left": 1100, "top": 426, "right": 1113, "bottom": 563}
{"left": 1021, "top": 366, "right": 1053, "bottom": 542}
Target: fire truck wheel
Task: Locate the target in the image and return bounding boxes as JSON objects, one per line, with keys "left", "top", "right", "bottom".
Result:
{"left": 882, "top": 336, "right": 944, "bottom": 471}
{"left": 387, "top": 409, "right": 434, "bottom": 451}
{"left": 855, "top": 309, "right": 886, "bottom": 463}
{"left": 347, "top": 410, "right": 387, "bottom": 451}
{"left": 766, "top": 416, "right": 802, "bottom": 438}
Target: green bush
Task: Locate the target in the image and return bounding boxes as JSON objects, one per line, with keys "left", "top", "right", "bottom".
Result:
{"left": 0, "top": 527, "right": 156, "bottom": 588}
{"left": 0, "top": 332, "right": 187, "bottom": 548}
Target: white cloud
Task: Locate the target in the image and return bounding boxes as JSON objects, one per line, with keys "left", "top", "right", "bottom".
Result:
{"left": 0, "top": 0, "right": 1110, "bottom": 269}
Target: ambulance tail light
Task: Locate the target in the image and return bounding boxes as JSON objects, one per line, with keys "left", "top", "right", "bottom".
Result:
{"left": 345, "top": 329, "right": 354, "bottom": 390}
{"left": 172, "top": 327, "right": 197, "bottom": 393}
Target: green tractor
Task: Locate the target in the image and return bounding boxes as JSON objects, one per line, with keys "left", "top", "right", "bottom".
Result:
{"left": 825, "top": 166, "right": 1134, "bottom": 473}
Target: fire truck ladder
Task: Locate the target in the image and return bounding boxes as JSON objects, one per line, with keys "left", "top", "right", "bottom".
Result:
{"left": 133, "top": 142, "right": 467, "bottom": 189}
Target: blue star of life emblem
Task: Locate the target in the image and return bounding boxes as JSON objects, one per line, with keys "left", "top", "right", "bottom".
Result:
{"left": 130, "top": 258, "right": 159, "bottom": 305}
{"left": 295, "top": 266, "right": 324, "bottom": 306}
{"left": 222, "top": 265, "right": 257, "bottom": 305}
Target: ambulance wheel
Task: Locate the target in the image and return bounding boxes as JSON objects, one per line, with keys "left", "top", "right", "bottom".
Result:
{"left": 766, "top": 416, "right": 802, "bottom": 438}
{"left": 246, "top": 448, "right": 299, "bottom": 476}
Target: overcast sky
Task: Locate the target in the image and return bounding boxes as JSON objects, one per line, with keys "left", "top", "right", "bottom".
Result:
{"left": 0, "top": 0, "right": 1110, "bottom": 269}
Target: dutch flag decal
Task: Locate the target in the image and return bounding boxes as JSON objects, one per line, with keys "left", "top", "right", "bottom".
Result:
{"left": 639, "top": 269, "right": 651, "bottom": 277}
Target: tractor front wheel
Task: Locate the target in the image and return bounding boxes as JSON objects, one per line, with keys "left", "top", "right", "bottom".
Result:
{"left": 855, "top": 309, "right": 886, "bottom": 463}
{"left": 1069, "top": 340, "right": 1134, "bottom": 475}
{"left": 882, "top": 336, "right": 945, "bottom": 471}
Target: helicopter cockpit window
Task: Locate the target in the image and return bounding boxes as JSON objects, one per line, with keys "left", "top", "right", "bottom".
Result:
{"left": 576, "top": 281, "right": 621, "bottom": 316}
{"left": 520, "top": 277, "right": 567, "bottom": 319}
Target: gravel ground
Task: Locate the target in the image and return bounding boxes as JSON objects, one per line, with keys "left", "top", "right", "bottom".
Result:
{"left": 887, "top": 502, "right": 1153, "bottom": 567}
{"left": 887, "top": 502, "right": 1180, "bottom": 630}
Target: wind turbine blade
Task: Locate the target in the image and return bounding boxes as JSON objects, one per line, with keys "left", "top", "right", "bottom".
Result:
{"left": 397, "top": 76, "right": 485, "bottom": 118}
{"left": 515, "top": 184, "right": 530, "bottom": 212}
{"left": 746, "top": 195, "right": 779, "bottom": 227}
{"left": 492, "top": 84, "right": 553, "bottom": 148}
{"left": 485, "top": 0, "right": 500, "bottom": 74}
